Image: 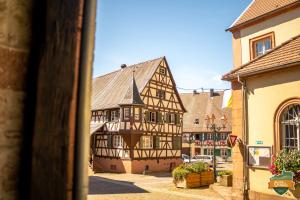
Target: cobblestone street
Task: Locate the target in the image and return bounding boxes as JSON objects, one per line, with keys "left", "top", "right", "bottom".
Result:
{"left": 88, "top": 168, "right": 225, "bottom": 200}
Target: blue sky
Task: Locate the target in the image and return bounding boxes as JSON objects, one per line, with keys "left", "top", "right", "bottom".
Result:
{"left": 93, "top": 0, "right": 252, "bottom": 92}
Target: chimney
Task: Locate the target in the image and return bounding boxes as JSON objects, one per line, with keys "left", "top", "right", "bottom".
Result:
{"left": 120, "top": 64, "right": 127, "bottom": 69}
{"left": 210, "top": 88, "right": 214, "bottom": 97}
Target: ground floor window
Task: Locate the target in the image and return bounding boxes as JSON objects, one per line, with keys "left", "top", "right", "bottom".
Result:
{"left": 113, "top": 135, "right": 123, "bottom": 148}
{"left": 281, "top": 104, "right": 300, "bottom": 150}
{"left": 204, "top": 148, "right": 214, "bottom": 155}
{"left": 140, "top": 136, "right": 153, "bottom": 149}
{"left": 221, "top": 148, "right": 227, "bottom": 156}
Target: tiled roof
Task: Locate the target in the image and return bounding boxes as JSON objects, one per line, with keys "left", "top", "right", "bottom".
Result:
{"left": 92, "top": 57, "right": 163, "bottom": 110}
{"left": 222, "top": 34, "right": 300, "bottom": 80}
{"left": 228, "top": 0, "right": 300, "bottom": 30}
{"left": 180, "top": 92, "right": 232, "bottom": 133}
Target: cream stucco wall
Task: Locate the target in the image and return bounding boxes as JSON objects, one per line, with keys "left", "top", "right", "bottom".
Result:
{"left": 240, "top": 7, "right": 300, "bottom": 64}
{"left": 246, "top": 66, "right": 300, "bottom": 197}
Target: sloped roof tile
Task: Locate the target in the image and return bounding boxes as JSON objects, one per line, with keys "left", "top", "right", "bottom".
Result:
{"left": 223, "top": 34, "right": 300, "bottom": 80}
{"left": 92, "top": 57, "right": 163, "bottom": 110}
{"left": 180, "top": 92, "right": 232, "bottom": 133}
{"left": 228, "top": 0, "right": 299, "bottom": 30}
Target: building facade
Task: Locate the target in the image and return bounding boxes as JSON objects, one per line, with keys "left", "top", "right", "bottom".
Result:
{"left": 180, "top": 90, "right": 232, "bottom": 161}
{"left": 223, "top": 0, "right": 300, "bottom": 199}
{"left": 90, "top": 57, "right": 186, "bottom": 173}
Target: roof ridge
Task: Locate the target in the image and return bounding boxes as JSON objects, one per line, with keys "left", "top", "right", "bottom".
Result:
{"left": 224, "top": 33, "right": 300, "bottom": 77}
{"left": 228, "top": 0, "right": 255, "bottom": 30}
{"left": 94, "top": 56, "right": 164, "bottom": 79}
{"left": 227, "top": 0, "right": 300, "bottom": 31}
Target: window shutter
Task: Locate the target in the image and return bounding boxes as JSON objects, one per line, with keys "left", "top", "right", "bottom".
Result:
{"left": 204, "top": 149, "right": 207, "bottom": 155}
{"left": 204, "top": 133, "right": 207, "bottom": 140}
{"left": 107, "top": 135, "right": 112, "bottom": 148}
{"left": 139, "top": 136, "right": 144, "bottom": 148}
{"left": 227, "top": 149, "right": 231, "bottom": 157}
{"left": 155, "top": 136, "right": 160, "bottom": 149}
{"left": 215, "top": 149, "right": 221, "bottom": 156}
{"left": 165, "top": 113, "right": 169, "bottom": 123}
{"left": 175, "top": 114, "right": 180, "bottom": 125}
{"left": 157, "top": 112, "right": 162, "bottom": 123}
{"left": 145, "top": 111, "right": 150, "bottom": 122}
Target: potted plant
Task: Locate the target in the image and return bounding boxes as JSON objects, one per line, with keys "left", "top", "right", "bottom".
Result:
{"left": 172, "top": 162, "right": 214, "bottom": 188}
{"left": 218, "top": 170, "right": 232, "bottom": 187}
{"left": 269, "top": 149, "right": 300, "bottom": 198}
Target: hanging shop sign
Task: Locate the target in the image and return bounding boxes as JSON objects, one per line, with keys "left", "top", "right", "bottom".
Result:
{"left": 268, "top": 169, "right": 295, "bottom": 195}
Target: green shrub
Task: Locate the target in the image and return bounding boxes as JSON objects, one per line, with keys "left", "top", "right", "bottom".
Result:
{"left": 172, "top": 162, "right": 210, "bottom": 183}
{"left": 218, "top": 170, "right": 232, "bottom": 176}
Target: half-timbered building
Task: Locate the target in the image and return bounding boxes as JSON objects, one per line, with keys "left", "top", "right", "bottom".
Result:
{"left": 180, "top": 90, "right": 232, "bottom": 161}
{"left": 90, "top": 57, "right": 186, "bottom": 173}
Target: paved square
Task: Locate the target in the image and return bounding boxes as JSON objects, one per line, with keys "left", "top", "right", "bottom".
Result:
{"left": 88, "top": 169, "right": 224, "bottom": 200}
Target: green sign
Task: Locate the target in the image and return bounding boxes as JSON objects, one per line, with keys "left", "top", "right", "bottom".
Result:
{"left": 255, "top": 140, "right": 263, "bottom": 145}
{"left": 268, "top": 170, "right": 295, "bottom": 195}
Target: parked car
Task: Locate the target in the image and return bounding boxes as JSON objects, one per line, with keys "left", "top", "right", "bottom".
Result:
{"left": 181, "top": 154, "right": 197, "bottom": 163}
{"left": 193, "top": 155, "right": 214, "bottom": 166}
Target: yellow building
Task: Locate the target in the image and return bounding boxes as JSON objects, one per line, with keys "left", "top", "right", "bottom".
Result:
{"left": 222, "top": 0, "right": 300, "bottom": 199}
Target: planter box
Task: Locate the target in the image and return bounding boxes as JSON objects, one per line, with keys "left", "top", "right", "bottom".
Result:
{"left": 176, "top": 171, "right": 214, "bottom": 188}
{"left": 220, "top": 175, "right": 232, "bottom": 187}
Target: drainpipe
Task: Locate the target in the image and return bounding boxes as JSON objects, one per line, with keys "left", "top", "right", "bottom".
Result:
{"left": 237, "top": 73, "right": 249, "bottom": 199}
{"left": 73, "top": 0, "right": 97, "bottom": 199}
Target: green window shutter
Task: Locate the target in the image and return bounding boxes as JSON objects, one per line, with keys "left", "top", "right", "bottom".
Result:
{"left": 154, "top": 136, "right": 160, "bottom": 149}
{"left": 215, "top": 149, "right": 221, "bottom": 156}
{"left": 157, "top": 112, "right": 162, "bottom": 123}
{"left": 145, "top": 111, "right": 150, "bottom": 122}
{"left": 227, "top": 149, "right": 231, "bottom": 157}
{"left": 177, "top": 137, "right": 181, "bottom": 150}
{"left": 204, "top": 133, "right": 207, "bottom": 140}
{"left": 175, "top": 114, "right": 180, "bottom": 125}
{"left": 172, "top": 136, "right": 180, "bottom": 150}
{"left": 204, "top": 149, "right": 207, "bottom": 155}
{"left": 107, "top": 135, "right": 112, "bottom": 148}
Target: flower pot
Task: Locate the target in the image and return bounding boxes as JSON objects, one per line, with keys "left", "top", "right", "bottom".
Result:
{"left": 220, "top": 175, "right": 232, "bottom": 187}
{"left": 175, "top": 171, "right": 214, "bottom": 188}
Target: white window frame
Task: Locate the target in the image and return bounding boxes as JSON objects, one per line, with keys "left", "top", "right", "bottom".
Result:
{"left": 221, "top": 148, "right": 227, "bottom": 157}
{"left": 206, "top": 148, "right": 214, "bottom": 155}
{"left": 113, "top": 135, "right": 123, "bottom": 148}
{"left": 111, "top": 110, "right": 119, "bottom": 121}
{"left": 281, "top": 104, "right": 300, "bottom": 150}
{"left": 141, "top": 136, "right": 153, "bottom": 149}
{"left": 170, "top": 113, "right": 175, "bottom": 124}
{"left": 124, "top": 107, "right": 130, "bottom": 120}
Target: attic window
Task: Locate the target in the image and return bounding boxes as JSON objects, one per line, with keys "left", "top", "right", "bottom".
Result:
{"left": 159, "top": 67, "right": 166, "bottom": 75}
{"left": 250, "top": 32, "right": 275, "bottom": 59}
{"left": 156, "top": 90, "right": 166, "bottom": 99}
{"left": 194, "top": 118, "right": 199, "bottom": 124}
